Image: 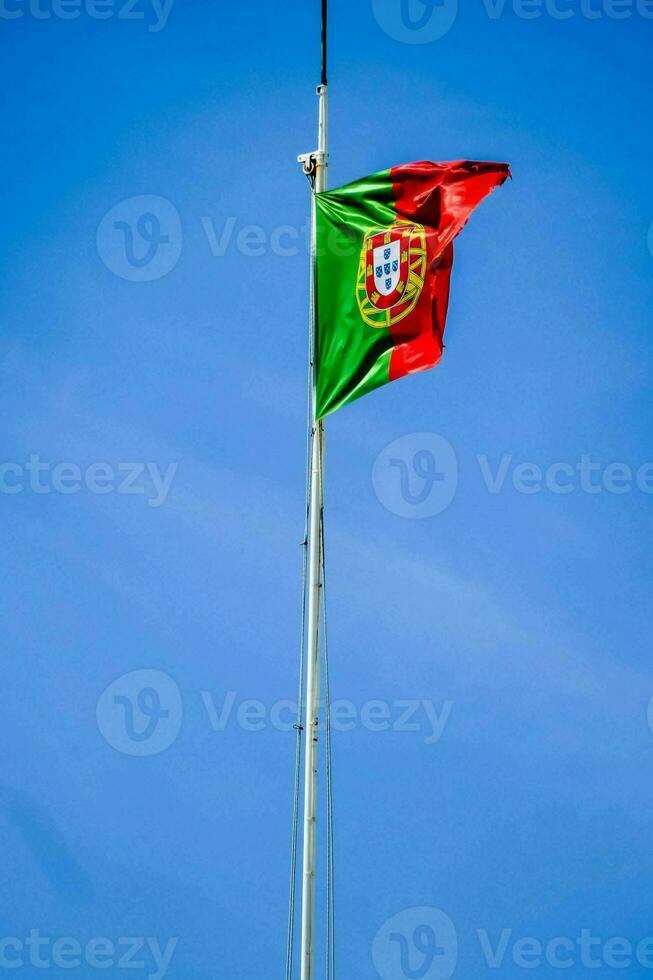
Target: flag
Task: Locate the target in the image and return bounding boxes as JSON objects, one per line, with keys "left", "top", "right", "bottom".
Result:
{"left": 314, "top": 160, "right": 510, "bottom": 419}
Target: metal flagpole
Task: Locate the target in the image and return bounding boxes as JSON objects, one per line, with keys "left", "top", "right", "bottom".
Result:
{"left": 297, "top": 4, "right": 328, "bottom": 980}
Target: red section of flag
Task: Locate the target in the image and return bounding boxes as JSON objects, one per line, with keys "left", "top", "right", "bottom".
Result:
{"left": 387, "top": 161, "right": 510, "bottom": 383}
{"left": 388, "top": 241, "right": 452, "bottom": 382}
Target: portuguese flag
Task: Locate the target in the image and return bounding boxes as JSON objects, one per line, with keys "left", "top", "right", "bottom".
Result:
{"left": 315, "top": 160, "right": 510, "bottom": 419}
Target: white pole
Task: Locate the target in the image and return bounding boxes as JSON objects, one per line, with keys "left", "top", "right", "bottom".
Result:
{"left": 299, "top": 80, "right": 328, "bottom": 980}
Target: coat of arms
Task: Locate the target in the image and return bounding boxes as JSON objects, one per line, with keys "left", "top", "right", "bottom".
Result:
{"left": 356, "top": 220, "right": 427, "bottom": 328}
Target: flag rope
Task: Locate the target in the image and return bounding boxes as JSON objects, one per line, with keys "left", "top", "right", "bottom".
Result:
{"left": 284, "top": 255, "right": 317, "bottom": 980}
{"left": 321, "top": 497, "right": 335, "bottom": 980}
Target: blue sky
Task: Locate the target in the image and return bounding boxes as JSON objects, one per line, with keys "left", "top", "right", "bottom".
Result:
{"left": 1, "top": 1, "right": 653, "bottom": 978}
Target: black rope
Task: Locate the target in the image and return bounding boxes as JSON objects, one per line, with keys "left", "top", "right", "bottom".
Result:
{"left": 321, "top": 0, "right": 328, "bottom": 87}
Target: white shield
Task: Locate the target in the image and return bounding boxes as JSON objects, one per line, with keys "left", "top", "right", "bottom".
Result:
{"left": 372, "top": 239, "right": 401, "bottom": 296}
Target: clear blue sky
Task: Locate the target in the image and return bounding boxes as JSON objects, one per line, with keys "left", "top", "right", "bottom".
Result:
{"left": 1, "top": 1, "right": 653, "bottom": 978}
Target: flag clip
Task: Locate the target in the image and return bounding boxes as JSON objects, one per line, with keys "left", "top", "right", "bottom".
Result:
{"left": 297, "top": 150, "right": 326, "bottom": 178}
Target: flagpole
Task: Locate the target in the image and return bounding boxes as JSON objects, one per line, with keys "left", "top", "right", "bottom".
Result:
{"left": 298, "top": 4, "right": 328, "bottom": 979}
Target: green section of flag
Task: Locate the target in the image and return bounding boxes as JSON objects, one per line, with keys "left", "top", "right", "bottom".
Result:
{"left": 315, "top": 169, "right": 395, "bottom": 419}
